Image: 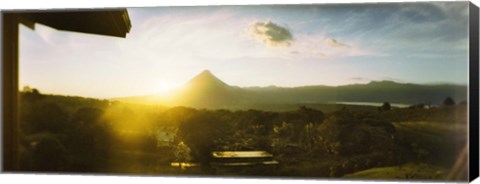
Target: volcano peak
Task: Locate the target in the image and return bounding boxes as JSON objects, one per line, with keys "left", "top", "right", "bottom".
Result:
{"left": 186, "top": 69, "right": 229, "bottom": 88}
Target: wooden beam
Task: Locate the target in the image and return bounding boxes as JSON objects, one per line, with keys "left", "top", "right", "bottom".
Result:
{"left": 2, "top": 13, "right": 20, "bottom": 171}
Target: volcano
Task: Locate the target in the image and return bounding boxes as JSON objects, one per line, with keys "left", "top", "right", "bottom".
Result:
{"left": 170, "top": 70, "right": 245, "bottom": 108}
{"left": 183, "top": 70, "right": 229, "bottom": 92}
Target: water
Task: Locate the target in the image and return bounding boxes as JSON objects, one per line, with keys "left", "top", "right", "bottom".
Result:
{"left": 334, "top": 101, "right": 410, "bottom": 108}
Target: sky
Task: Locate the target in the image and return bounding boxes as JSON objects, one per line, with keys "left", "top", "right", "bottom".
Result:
{"left": 19, "top": 2, "right": 470, "bottom": 99}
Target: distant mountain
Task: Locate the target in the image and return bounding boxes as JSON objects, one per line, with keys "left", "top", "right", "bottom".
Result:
{"left": 113, "top": 70, "right": 249, "bottom": 108}
{"left": 169, "top": 70, "right": 249, "bottom": 108}
{"left": 184, "top": 70, "right": 228, "bottom": 89}
{"left": 112, "top": 70, "right": 468, "bottom": 109}
{"left": 335, "top": 81, "right": 466, "bottom": 105}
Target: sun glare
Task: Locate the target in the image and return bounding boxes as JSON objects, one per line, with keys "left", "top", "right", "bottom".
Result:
{"left": 156, "top": 81, "right": 178, "bottom": 95}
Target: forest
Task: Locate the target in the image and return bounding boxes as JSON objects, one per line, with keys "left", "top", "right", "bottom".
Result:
{"left": 17, "top": 87, "right": 468, "bottom": 180}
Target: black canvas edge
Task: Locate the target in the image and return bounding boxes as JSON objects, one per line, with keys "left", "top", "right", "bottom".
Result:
{"left": 470, "top": 1, "right": 480, "bottom": 182}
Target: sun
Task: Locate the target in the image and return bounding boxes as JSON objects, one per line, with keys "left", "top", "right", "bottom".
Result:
{"left": 156, "top": 81, "right": 177, "bottom": 95}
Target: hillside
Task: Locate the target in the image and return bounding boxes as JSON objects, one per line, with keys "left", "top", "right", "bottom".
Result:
{"left": 112, "top": 70, "right": 467, "bottom": 109}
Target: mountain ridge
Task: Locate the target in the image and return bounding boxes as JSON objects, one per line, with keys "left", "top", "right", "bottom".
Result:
{"left": 112, "top": 70, "right": 468, "bottom": 109}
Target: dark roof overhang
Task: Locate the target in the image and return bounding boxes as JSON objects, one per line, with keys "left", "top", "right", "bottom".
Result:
{"left": 15, "top": 9, "right": 131, "bottom": 38}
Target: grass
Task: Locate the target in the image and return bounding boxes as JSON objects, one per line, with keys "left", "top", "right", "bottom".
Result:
{"left": 343, "top": 120, "right": 467, "bottom": 181}
{"left": 393, "top": 121, "right": 467, "bottom": 166}
{"left": 393, "top": 121, "right": 466, "bottom": 135}
{"left": 344, "top": 163, "right": 447, "bottom": 180}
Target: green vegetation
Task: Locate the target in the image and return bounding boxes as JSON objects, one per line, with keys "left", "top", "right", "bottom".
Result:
{"left": 344, "top": 163, "right": 447, "bottom": 180}
{"left": 18, "top": 87, "right": 468, "bottom": 181}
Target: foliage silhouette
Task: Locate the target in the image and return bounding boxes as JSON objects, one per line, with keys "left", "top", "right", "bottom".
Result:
{"left": 443, "top": 97, "right": 455, "bottom": 106}
{"left": 17, "top": 88, "right": 467, "bottom": 179}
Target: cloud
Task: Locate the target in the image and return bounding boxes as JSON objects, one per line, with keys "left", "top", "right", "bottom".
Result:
{"left": 382, "top": 77, "right": 404, "bottom": 83}
{"left": 325, "top": 38, "right": 350, "bottom": 48}
{"left": 350, "top": 77, "right": 369, "bottom": 81}
{"left": 250, "top": 20, "right": 293, "bottom": 47}
{"left": 322, "top": 2, "right": 468, "bottom": 59}
{"left": 282, "top": 34, "right": 378, "bottom": 60}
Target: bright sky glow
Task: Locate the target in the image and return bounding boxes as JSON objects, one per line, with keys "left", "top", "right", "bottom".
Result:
{"left": 19, "top": 2, "right": 469, "bottom": 98}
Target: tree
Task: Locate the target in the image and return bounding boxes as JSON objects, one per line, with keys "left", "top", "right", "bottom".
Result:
{"left": 22, "top": 103, "right": 68, "bottom": 134}
{"left": 273, "top": 121, "right": 294, "bottom": 138}
{"left": 174, "top": 141, "right": 192, "bottom": 170}
{"left": 66, "top": 107, "right": 112, "bottom": 171}
{"left": 443, "top": 97, "right": 455, "bottom": 106}
{"left": 26, "top": 133, "right": 69, "bottom": 171}
{"left": 176, "top": 111, "right": 228, "bottom": 164}
{"left": 301, "top": 123, "right": 319, "bottom": 151}
{"left": 297, "top": 106, "right": 325, "bottom": 124}
{"left": 21, "top": 86, "right": 43, "bottom": 102}
{"left": 380, "top": 102, "right": 391, "bottom": 111}
{"left": 317, "top": 113, "right": 395, "bottom": 156}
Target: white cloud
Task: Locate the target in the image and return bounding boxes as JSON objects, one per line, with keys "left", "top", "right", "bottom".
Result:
{"left": 249, "top": 20, "right": 293, "bottom": 47}
{"left": 325, "top": 38, "right": 350, "bottom": 48}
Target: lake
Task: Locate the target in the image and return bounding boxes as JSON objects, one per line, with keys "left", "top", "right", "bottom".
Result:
{"left": 334, "top": 101, "right": 411, "bottom": 108}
